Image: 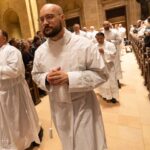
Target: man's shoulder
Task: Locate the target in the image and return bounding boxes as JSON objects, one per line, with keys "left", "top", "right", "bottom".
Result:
{"left": 6, "top": 44, "right": 21, "bottom": 54}
{"left": 35, "top": 40, "right": 48, "bottom": 53}
{"left": 107, "top": 40, "right": 116, "bottom": 47}
{"left": 71, "top": 34, "right": 93, "bottom": 46}
{"left": 105, "top": 40, "right": 114, "bottom": 45}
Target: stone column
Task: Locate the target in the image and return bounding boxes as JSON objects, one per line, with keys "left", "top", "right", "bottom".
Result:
{"left": 97, "top": 1, "right": 104, "bottom": 28}
{"left": 127, "top": 0, "right": 140, "bottom": 25}
{"left": 82, "top": 0, "right": 100, "bottom": 29}
{"left": 36, "top": 0, "right": 46, "bottom": 13}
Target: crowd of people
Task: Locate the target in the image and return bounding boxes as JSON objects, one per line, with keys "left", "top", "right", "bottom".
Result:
{"left": 68, "top": 21, "right": 127, "bottom": 103}
{"left": 129, "top": 16, "right": 150, "bottom": 100}
{"left": 7, "top": 21, "right": 126, "bottom": 105}
{"left": 129, "top": 16, "right": 150, "bottom": 50}
{"left": 8, "top": 31, "right": 46, "bottom": 69}
{"left": 2, "top": 3, "right": 145, "bottom": 150}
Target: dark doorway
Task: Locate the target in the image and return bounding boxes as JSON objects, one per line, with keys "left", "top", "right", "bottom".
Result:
{"left": 65, "top": 16, "right": 80, "bottom": 32}
{"left": 136, "top": 0, "right": 150, "bottom": 19}
{"left": 105, "top": 6, "right": 127, "bottom": 28}
{"left": 105, "top": 6, "right": 128, "bottom": 36}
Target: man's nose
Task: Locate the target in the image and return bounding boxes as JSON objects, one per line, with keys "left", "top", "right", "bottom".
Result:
{"left": 42, "top": 18, "right": 49, "bottom": 25}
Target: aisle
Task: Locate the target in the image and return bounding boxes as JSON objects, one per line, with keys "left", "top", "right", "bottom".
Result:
{"left": 100, "top": 52, "right": 150, "bottom": 150}
{"left": 34, "top": 52, "right": 150, "bottom": 150}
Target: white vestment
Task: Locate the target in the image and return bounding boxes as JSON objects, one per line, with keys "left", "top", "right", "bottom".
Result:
{"left": 88, "top": 30, "right": 98, "bottom": 43}
{"left": 72, "top": 30, "right": 87, "bottom": 38}
{"left": 104, "top": 29, "right": 122, "bottom": 79}
{"left": 95, "top": 41, "right": 119, "bottom": 100}
{"left": 0, "top": 44, "right": 40, "bottom": 150}
{"left": 118, "top": 27, "right": 126, "bottom": 48}
{"left": 32, "top": 29, "right": 108, "bottom": 150}
{"left": 118, "top": 27, "right": 126, "bottom": 39}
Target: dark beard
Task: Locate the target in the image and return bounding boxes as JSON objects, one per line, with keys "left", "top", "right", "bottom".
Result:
{"left": 43, "top": 22, "right": 62, "bottom": 38}
{"left": 104, "top": 27, "right": 109, "bottom": 31}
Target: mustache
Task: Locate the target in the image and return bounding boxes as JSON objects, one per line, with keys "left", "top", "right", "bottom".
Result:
{"left": 43, "top": 25, "right": 53, "bottom": 30}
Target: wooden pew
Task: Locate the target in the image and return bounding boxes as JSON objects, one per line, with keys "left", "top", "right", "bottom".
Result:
{"left": 130, "top": 34, "right": 144, "bottom": 71}
{"left": 145, "top": 47, "right": 150, "bottom": 100}
{"left": 130, "top": 33, "right": 150, "bottom": 100}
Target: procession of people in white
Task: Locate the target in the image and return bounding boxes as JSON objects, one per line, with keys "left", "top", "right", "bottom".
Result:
{"left": 0, "top": 3, "right": 129, "bottom": 150}
{"left": 72, "top": 21, "right": 126, "bottom": 103}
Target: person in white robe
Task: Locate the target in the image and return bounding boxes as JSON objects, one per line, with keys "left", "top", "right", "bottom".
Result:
{"left": 32, "top": 4, "right": 108, "bottom": 150}
{"left": 95, "top": 32, "right": 119, "bottom": 103}
{"left": 118, "top": 24, "right": 126, "bottom": 40}
{"left": 103, "top": 21, "right": 122, "bottom": 88}
{"left": 82, "top": 26, "right": 91, "bottom": 39}
{"left": 72, "top": 23, "right": 86, "bottom": 37}
{"left": 0, "top": 29, "right": 41, "bottom": 150}
{"left": 88, "top": 26, "right": 98, "bottom": 43}
{"left": 118, "top": 24, "right": 126, "bottom": 50}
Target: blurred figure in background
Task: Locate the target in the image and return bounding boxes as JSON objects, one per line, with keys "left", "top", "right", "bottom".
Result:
{"left": 0, "top": 29, "right": 42, "bottom": 150}
{"left": 103, "top": 21, "right": 122, "bottom": 88}
{"left": 95, "top": 32, "right": 119, "bottom": 103}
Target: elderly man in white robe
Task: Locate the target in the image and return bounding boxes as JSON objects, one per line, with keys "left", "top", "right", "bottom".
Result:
{"left": 103, "top": 21, "right": 122, "bottom": 88}
{"left": 82, "top": 26, "right": 91, "bottom": 39}
{"left": 95, "top": 32, "right": 119, "bottom": 103}
{"left": 118, "top": 24, "right": 126, "bottom": 50}
{"left": 0, "top": 29, "right": 41, "bottom": 150}
{"left": 32, "top": 3, "right": 108, "bottom": 150}
{"left": 88, "top": 26, "right": 98, "bottom": 43}
{"left": 72, "top": 23, "right": 86, "bottom": 37}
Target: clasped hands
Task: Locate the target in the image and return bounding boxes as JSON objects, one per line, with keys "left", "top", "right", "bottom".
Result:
{"left": 46, "top": 67, "right": 69, "bottom": 85}
{"left": 99, "top": 48, "right": 104, "bottom": 54}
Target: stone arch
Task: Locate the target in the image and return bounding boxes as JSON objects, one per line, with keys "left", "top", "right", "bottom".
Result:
{"left": 3, "top": 9, "right": 22, "bottom": 39}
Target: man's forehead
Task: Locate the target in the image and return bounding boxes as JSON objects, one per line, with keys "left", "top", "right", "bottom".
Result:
{"left": 74, "top": 25, "right": 80, "bottom": 27}
{"left": 40, "top": 4, "right": 60, "bottom": 16}
{"left": 40, "top": 6, "right": 57, "bottom": 16}
{"left": 96, "top": 35, "right": 104, "bottom": 38}
{"left": 103, "top": 23, "right": 109, "bottom": 25}
{"left": 0, "top": 31, "right": 2, "bottom": 36}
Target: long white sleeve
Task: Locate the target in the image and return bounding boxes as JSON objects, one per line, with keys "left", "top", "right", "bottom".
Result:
{"left": 113, "top": 31, "right": 122, "bottom": 45}
{"left": 32, "top": 51, "right": 49, "bottom": 92}
{"left": 0, "top": 48, "right": 24, "bottom": 80}
{"left": 68, "top": 44, "right": 108, "bottom": 92}
{"left": 104, "top": 42, "right": 116, "bottom": 63}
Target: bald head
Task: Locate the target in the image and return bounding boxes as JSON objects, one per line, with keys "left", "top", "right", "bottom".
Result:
{"left": 103, "top": 21, "right": 110, "bottom": 26}
{"left": 103, "top": 21, "right": 110, "bottom": 31}
{"left": 40, "top": 4, "right": 63, "bottom": 16}
{"left": 73, "top": 24, "right": 80, "bottom": 32}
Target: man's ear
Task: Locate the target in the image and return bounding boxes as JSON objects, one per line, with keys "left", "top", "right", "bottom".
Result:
{"left": 61, "top": 14, "right": 65, "bottom": 21}
{"left": 4, "top": 36, "right": 7, "bottom": 42}
{"left": 2, "top": 36, "right": 7, "bottom": 43}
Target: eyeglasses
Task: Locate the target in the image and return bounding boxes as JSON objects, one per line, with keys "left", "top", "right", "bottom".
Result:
{"left": 39, "top": 14, "right": 61, "bottom": 23}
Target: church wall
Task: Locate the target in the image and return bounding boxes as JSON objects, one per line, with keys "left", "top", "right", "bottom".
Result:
{"left": 97, "top": 0, "right": 140, "bottom": 28}
{"left": 82, "top": 0, "right": 100, "bottom": 29}
{"left": 0, "top": 0, "right": 39, "bottom": 39}
{"left": 0, "top": 0, "right": 142, "bottom": 39}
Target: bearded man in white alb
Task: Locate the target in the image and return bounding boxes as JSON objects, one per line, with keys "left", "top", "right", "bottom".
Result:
{"left": 72, "top": 23, "right": 86, "bottom": 37}
{"left": 88, "top": 26, "right": 98, "bottom": 43}
{"left": 103, "top": 21, "right": 122, "bottom": 88}
{"left": 95, "top": 32, "right": 119, "bottom": 104}
{"left": 32, "top": 3, "right": 108, "bottom": 150}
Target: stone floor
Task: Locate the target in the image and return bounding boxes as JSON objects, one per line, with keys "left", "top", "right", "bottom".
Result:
{"left": 34, "top": 51, "right": 150, "bottom": 150}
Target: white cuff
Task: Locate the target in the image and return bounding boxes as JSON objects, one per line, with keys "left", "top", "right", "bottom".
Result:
{"left": 41, "top": 72, "right": 50, "bottom": 92}
{"left": 67, "top": 71, "right": 82, "bottom": 91}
